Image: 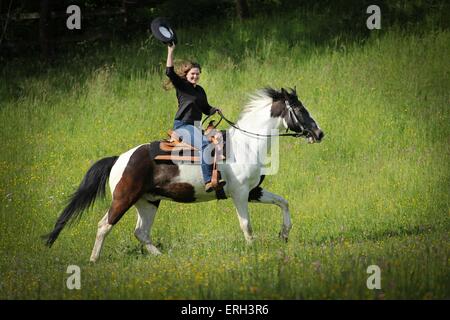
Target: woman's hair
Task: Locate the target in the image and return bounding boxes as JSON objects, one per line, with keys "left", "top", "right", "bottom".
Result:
{"left": 164, "top": 61, "right": 201, "bottom": 90}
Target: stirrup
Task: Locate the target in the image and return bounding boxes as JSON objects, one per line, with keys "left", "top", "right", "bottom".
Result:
{"left": 205, "top": 180, "right": 226, "bottom": 193}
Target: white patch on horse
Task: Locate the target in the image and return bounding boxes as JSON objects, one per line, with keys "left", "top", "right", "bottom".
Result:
{"left": 109, "top": 144, "right": 144, "bottom": 194}
{"left": 143, "top": 193, "right": 163, "bottom": 202}
{"left": 224, "top": 90, "right": 283, "bottom": 187}
{"left": 174, "top": 164, "right": 219, "bottom": 201}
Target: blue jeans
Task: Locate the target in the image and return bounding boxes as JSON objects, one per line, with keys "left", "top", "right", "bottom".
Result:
{"left": 173, "top": 120, "right": 214, "bottom": 184}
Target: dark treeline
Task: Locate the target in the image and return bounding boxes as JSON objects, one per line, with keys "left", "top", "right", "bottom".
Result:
{"left": 0, "top": 0, "right": 448, "bottom": 61}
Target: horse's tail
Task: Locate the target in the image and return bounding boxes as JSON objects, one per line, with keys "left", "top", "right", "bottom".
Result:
{"left": 43, "top": 156, "right": 119, "bottom": 247}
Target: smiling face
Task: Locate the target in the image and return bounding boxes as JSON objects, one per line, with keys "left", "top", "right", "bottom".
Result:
{"left": 186, "top": 67, "right": 201, "bottom": 86}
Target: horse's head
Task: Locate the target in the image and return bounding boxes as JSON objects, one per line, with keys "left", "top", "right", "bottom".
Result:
{"left": 269, "top": 87, "right": 324, "bottom": 143}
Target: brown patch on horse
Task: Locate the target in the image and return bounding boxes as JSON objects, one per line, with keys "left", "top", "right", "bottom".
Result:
{"left": 270, "top": 100, "right": 287, "bottom": 118}
{"left": 107, "top": 144, "right": 196, "bottom": 224}
{"left": 108, "top": 145, "right": 152, "bottom": 224}
{"left": 154, "top": 182, "right": 195, "bottom": 202}
{"left": 152, "top": 164, "right": 196, "bottom": 202}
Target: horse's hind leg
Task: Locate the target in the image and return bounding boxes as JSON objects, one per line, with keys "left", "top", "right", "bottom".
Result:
{"left": 89, "top": 194, "right": 140, "bottom": 262}
{"left": 90, "top": 211, "right": 112, "bottom": 263}
{"left": 249, "top": 187, "right": 292, "bottom": 242}
{"left": 134, "top": 198, "right": 161, "bottom": 255}
{"left": 89, "top": 144, "right": 153, "bottom": 262}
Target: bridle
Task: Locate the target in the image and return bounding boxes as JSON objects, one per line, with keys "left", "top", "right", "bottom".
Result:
{"left": 284, "top": 100, "right": 308, "bottom": 136}
{"left": 202, "top": 101, "right": 309, "bottom": 139}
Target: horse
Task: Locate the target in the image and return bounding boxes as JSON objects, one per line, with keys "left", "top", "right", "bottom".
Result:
{"left": 43, "top": 87, "right": 324, "bottom": 262}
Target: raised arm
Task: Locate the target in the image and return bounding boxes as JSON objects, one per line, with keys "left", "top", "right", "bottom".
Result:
{"left": 165, "top": 44, "right": 184, "bottom": 88}
{"left": 166, "top": 44, "right": 175, "bottom": 67}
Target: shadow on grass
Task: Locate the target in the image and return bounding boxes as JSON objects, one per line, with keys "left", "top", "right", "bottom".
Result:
{"left": 308, "top": 223, "right": 438, "bottom": 247}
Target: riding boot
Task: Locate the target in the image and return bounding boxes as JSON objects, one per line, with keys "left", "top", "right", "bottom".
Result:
{"left": 205, "top": 180, "right": 226, "bottom": 193}
{"left": 204, "top": 163, "right": 226, "bottom": 192}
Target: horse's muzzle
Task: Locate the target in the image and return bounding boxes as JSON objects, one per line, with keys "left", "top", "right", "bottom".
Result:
{"left": 308, "top": 129, "right": 324, "bottom": 143}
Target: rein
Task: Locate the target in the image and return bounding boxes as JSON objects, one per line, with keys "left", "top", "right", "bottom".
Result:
{"left": 202, "top": 107, "right": 305, "bottom": 139}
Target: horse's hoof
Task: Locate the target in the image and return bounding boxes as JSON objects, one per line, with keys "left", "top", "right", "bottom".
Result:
{"left": 146, "top": 244, "right": 162, "bottom": 256}
{"left": 278, "top": 232, "right": 289, "bottom": 243}
{"left": 245, "top": 235, "right": 255, "bottom": 245}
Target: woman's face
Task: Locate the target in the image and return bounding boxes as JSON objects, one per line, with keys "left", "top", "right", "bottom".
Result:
{"left": 186, "top": 67, "right": 200, "bottom": 86}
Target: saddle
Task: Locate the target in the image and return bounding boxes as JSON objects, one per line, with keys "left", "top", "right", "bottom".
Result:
{"left": 153, "top": 122, "right": 227, "bottom": 188}
{"left": 154, "top": 130, "right": 201, "bottom": 162}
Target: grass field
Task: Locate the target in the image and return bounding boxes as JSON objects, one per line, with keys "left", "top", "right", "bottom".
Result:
{"left": 0, "top": 6, "right": 449, "bottom": 299}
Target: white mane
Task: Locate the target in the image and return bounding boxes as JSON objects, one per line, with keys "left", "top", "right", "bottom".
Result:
{"left": 238, "top": 89, "right": 273, "bottom": 121}
{"left": 229, "top": 88, "right": 283, "bottom": 174}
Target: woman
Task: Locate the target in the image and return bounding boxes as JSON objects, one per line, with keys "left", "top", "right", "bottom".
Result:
{"left": 165, "top": 44, "right": 225, "bottom": 192}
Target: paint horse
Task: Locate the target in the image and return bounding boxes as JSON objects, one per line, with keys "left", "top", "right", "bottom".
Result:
{"left": 44, "top": 87, "right": 324, "bottom": 262}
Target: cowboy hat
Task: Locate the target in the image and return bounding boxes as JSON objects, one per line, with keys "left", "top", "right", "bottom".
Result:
{"left": 150, "top": 17, "right": 178, "bottom": 46}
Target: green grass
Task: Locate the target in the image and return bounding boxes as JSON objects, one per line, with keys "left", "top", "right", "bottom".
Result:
{"left": 0, "top": 8, "right": 449, "bottom": 299}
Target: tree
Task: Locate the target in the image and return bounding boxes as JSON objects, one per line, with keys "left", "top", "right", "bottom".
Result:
{"left": 236, "top": 0, "right": 250, "bottom": 20}
{"left": 39, "top": 0, "right": 52, "bottom": 60}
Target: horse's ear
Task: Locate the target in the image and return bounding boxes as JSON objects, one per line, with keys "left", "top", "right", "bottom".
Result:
{"left": 281, "top": 87, "right": 287, "bottom": 96}
{"left": 288, "top": 87, "right": 296, "bottom": 96}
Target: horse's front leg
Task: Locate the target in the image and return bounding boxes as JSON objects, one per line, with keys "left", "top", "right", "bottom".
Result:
{"left": 249, "top": 187, "right": 292, "bottom": 242}
{"left": 231, "top": 189, "right": 254, "bottom": 243}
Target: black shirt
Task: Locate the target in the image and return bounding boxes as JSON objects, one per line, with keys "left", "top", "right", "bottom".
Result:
{"left": 166, "top": 66, "right": 217, "bottom": 124}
